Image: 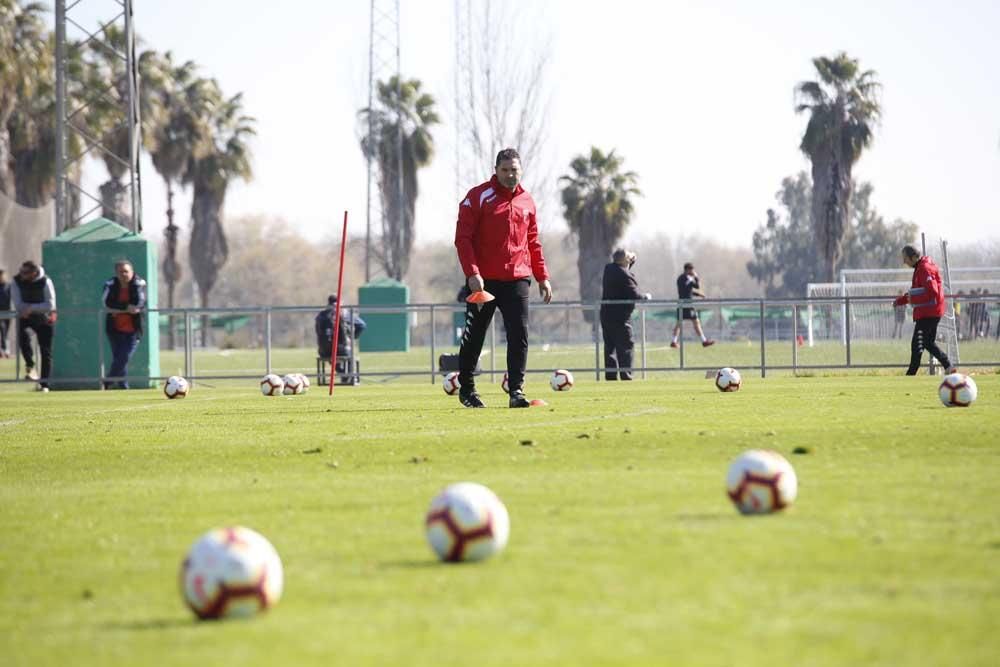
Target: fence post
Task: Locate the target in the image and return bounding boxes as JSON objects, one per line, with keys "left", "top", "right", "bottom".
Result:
{"left": 791, "top": 304, "right": 798, "bottom": 375}
{"left": 640, "top": 306, "right": 647, "bottom": 380}
{"left": 593, "top": 304, "right": 600, "bottom": 381}
{"left": 679, "top": 301, "right": 685, "bottom": 370}
{"left": 349, "top": 306, "right": 357, "bottom": 384}
{"left": 264, "top": 307, "right": 272, "bottom": 375}
{"left": 184, "top": 310, "right": 193, "bottom": 381}
{"left": 759, "top": 299, "right": 766, "bottom": 378}
{"left": 845, "top": 296, "right": 852, "bottom": 367}
{"left": 97, "top": 309, "right": 105, "bottom": 389}
{"left": 429, "top": 305, "right": 436, "bottom": 384}
{"left": 489, "top": 315, "right": 496, "bottom": 382}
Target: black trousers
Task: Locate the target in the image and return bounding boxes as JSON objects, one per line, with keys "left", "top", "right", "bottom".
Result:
{"left": 601, "top": 315, "right": 634, "bottom": 380}
{"left": 459, "top": 278, "right": 529, "bottom": 392}
{"left": 0, "top": 318, "right": 9, "bottom": 353}
{"left": 907, "top": 317, "right": 952, "bottom": 375}
{"left": 18, "top": 317, "right": 54, "bottom": 383}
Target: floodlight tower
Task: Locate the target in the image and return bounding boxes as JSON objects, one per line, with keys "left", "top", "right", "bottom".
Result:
{"left": 453, "top": 0, "right": 477, "bottom": 200}
{"left": 54, "top": 0, "right": 142, "bottom": 233}
{"left": 365, "top": 0, "right": 404, "bottom": 282}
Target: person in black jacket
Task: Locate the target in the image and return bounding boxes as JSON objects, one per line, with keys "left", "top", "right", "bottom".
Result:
{"left": 0, "top": 269, "right": 11, "bottom": 358}
{"left": 102, "top": 260, "right": 147, "bottom": 389}
{"left": 11, "top": 261, "right": 57, "bottom": 390}
{"left": 315, "top": 295, "right": 366, "bottom": 382}
{"left": 600, "top": 248, "right": 650, "bottom": 380}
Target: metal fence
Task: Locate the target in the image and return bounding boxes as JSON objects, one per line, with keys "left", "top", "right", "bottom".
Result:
{"left": 2, "top": 295, "right": 998, "bottom": 386}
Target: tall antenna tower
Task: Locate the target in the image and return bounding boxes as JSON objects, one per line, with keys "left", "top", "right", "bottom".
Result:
{"left": 365, "top": 0, "right": 404, "bottom": 282}
{"left": 453, "top": 0, "right": 476, "bottom": 200}
{"left": 54, "top": 0, "right": 142, "bottom": 233}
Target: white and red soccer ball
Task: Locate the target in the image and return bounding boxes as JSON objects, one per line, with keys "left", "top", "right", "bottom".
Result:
{"left": 726, "top": 450, "right": 798, "bottom": 515}
{"left": 425, "top": 482, "right": 510, "bottom": 563}
{"left": 163, "top": 375, "right": 189, "bottom": 399}
{"left": 442, "top": 371, "right": 461, "bottom": 395}
{"left": 715, "top": 367, "right": 742, "bottom": 392}
{"left": 179, "top": 526, "right": 284, "bottom": 620}
{"left": 550, "top": 369, "right": 573, "bottom": 391}
{"left": 297, "top": 373, "right": 310, "bottom": 392}
{"left": 282, "top": 374, "right": 304, "bottom": 395}
{"left": 938, "top": 373, "right": 977, "bottom": 407}
{"left": 260, "top": 374, "right": 284, "bottom": 396}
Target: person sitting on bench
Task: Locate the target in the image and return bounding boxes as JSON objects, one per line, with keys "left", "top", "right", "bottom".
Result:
{"left": 315, "top": 295, "right": 366, "bottom": 383}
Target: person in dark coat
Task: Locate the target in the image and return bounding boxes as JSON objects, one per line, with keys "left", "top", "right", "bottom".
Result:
{"left": 0, "top": 269, "right": 11, "bottom": 358}
{"left": 102, "top": 260, "right": 147, "bottom": 389}
{"left": 600, "top": 248, "right": 650, "bottom": 380}
{"left": 11, "top": 261, "right": 57, "bottom": 390}
{"left": 315, "top": 295, "right": 366, "bottom": 382}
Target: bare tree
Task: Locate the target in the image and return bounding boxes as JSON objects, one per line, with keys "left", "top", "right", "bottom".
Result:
{"left": 457, "top": 0, "right": 555, "bottom": 223}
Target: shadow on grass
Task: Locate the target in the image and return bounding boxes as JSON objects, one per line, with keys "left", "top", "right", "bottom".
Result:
{"left": 104, "top": 617, "right": 195, "bottom": 631}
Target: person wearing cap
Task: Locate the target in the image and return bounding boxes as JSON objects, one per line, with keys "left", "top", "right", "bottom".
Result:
{"left": 454, "top": 147, "right": 552, "bottom": 408}
{"left": 600, "top": 248, "right": 650, "bottom": 380}
{"left": 671, "top": 262, "right": 714, "bottom": 348}
{"left": 315, "top": 295, "right": 366, "bottom": 382}
{"left": 894, "top": 245, "right": 956, "bottom": 375}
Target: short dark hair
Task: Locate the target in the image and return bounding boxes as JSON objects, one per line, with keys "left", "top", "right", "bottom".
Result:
{"left": 901, "top": 245, "right": 920, "bottom": 259}
{"left": 495, "top": 148, "right": 521, "bottom": 167}
{"left": 683, "top": 262, "right": 694, "bottom": 271}
{"left": 20, "top": 260, "right": 39, "bottom": 273}
{"left": 327, "top": 295, "right": 338, "bottom": 305}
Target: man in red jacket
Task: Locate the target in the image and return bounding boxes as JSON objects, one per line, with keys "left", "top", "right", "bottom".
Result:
{"left": 455, "top": 148, "right": 553, "bottom": 408}
{"left": 894, "top": 245, "right": 956, "bottom": 375}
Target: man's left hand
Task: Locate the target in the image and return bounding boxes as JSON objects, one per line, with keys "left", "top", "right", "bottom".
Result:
{"left": 539, "top": 280, "right": 553, "bottom": 304}
{"left": 127, "top": 306, "right": 141, "bottom": 314}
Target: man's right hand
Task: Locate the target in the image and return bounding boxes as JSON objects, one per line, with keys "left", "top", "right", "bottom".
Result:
{"left": 467, "top": 274, "right": 484, "bottom": 293}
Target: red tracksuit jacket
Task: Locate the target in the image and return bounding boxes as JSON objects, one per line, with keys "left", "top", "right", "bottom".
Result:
{"left": 454, "top": 175, "right": 549, "bottom": 283}
{"left": 897, "top": 256, "right": 946, "bottom": 320}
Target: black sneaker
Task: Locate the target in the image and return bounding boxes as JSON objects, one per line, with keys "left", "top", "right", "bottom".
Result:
{"left": 459, "top": 387, "right": 486, "bottom": 408}
{"left": 509, "top": 390, "right": 530, "bottom": 408}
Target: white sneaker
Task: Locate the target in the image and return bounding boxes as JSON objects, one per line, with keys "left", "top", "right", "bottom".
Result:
{"left": 36, "top": 385, "right": 49, "bottom": 393}
{"left": 25, "top": 368, "right": 39, "bottom": 381}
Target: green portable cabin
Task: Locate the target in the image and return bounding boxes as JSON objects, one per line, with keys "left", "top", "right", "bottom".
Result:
{"left": 357, "top": 278, "right": 409, "bottom": 352}
{"left": 42, "top": 218, "right": 159, "bottom": 389}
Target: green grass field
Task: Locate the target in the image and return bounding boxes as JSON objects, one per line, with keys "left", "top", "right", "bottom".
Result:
{"left": 1, "top": 373, "right": 999, "bottom": 666}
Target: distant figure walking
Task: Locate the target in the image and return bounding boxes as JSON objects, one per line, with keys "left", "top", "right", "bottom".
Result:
{"left": 893, "top": 245, "right": 955, "bottom": 375}
{"left": 671, "top": 262, "right": 714, "bottom": 348}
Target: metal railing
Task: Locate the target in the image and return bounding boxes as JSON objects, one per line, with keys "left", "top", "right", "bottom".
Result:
{"left": 1, "top": 295, "right": 998, "bottom": 386}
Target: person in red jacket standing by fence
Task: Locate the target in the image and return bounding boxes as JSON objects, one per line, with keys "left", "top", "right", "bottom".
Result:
{"left": 894, "top": 245, "right": 956, "bottom": 375}
{"left": 455, "top": 148, "right": 553, "bottom": 408}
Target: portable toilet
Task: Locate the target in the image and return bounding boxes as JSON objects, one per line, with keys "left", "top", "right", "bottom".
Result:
{"left": 357, "top": 278, "right": 409, "bottom": 352}
{"left": 42, "top": 218, "right": 159, "bottom": 389}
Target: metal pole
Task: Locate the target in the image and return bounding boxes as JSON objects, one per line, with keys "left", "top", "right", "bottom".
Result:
{"left": 429, "top": 305, "right": 436, "bottom": 384}
{"left": 54, "top": 0, "right": 67, "bottom": 234}
{"left": 184, "top": 311, "right": 193, "bottom": 381}
{"left": 364, "top": 0, "right": 375, "bottom": 283}
{"left": 791, "top": 304, "right": 798, "bottom": 375}
{"left": 640, "top": 307, "right": 647, "bottom": 380}
{"left": 840, "top": 272, "right": 847, "bottom": 346}
{"left": 489, "top": 314, "right": 496, "bottom": 382}
{"left": 845, "top": 297, "right": 852, "bottom": 367}
{"left": 97, "top": 310, "right": 105, "bottom": 389}
{"left": 124, "top": 0, "right": 141, "bottom": 232}
{"left": 264, "top": 308, "right": 272, "bottom": 375}
{"left": 593, "top": 305, "right": 600, "bottom": 381}
{"left": 678, "top": 303, "right": 685, "bottom": 370}
{"left": 759, "top": 299, "right": 766, "bottom": 378}
{"left": 349, "top": 307, "right": 357, "bottom": 384}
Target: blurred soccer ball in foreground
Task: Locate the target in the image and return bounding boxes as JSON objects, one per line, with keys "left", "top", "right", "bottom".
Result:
{"left": 425, "top": 482, "right": 510, "bottom": 563}
{"left": 726, "top": 450, "right": 797, "bottom": 515}
{"left": 180, "top": 526, "right": 283, "bottom": 620}
{"left": 442, "top": 371, "right": 461, "bottom": 395}
{"left": 163, "top": 375, "right": 189, "bottom": 399}
{"left": 938, "top": 373, "right": 977, "bottom": 407}
{"left": 715, "top": 367, "right": 742, "bottom": 392}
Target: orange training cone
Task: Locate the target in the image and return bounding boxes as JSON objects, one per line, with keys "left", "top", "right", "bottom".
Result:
{"left": 466, "top": 290, "right": 495, "bottom": 304}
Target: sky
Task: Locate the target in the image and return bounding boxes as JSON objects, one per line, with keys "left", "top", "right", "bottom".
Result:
{"left": 71, "top": 0, "right": 1000, "bottom": 251}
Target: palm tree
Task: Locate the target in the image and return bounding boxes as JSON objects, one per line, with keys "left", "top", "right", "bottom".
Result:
{"left": 147, "top": 55, "right": 213, "bottom": 348}
{"left": 559, "top": 148, "right": 641, "bottom": 320}
{"left": 358, "top": 76, "right": 439, "bottom": 280}
{"left": 0, "top": 0, "right": 49, "bottom": 198}
{"left": 82, "top": 24, "right": 164, "bottom": 226}
{"left": 185, "top": 82, "right": 255, "bottom": 346}
{"left": 795, "top": 52, "right": 881, "bottom": 282}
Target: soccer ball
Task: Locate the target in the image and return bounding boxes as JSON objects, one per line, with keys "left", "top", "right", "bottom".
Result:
{"left": 715, "top": 367, "right": 742, "bottom": 392}
{"left": 164, "top": 375, "right": 189, "bottom": 399}
{"left": 282, "top": 374, "right": 304, "bottom": 395}
{"left": 296, "top": 373, "right": 311, "bottom": 392}
{"left": 179, "top": 526, "right": 284, "bottom": 620}
{"left": 939, "top": 373, "right": 977, "bottom": 407}
{"left": 501, "top": 371, "right": 510, "bottom": 394}
{"left": 260, "top": 374, "right": 284, "bottom": 396}
{"left": 726, "top": 450, "right": 798, "bottom": 515}
{"left": 425, "top": 482, "right": 510, "bottom": 563}
{"left": 442, "top": 371, "right": 461, "bottom": 396}
{"left": 550, "top": 369, "right": 573, "bottom": 391}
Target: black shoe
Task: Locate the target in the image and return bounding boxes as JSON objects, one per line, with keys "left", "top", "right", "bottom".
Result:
{"left": 459, "top": 387, "right": 485, "bottom": 408}
{"left": 509, "top": 390, "right": 530, "bottom": 408}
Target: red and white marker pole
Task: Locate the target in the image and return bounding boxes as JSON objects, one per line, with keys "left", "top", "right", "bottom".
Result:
{"left": 329, "top": 211, "right": 348, "bottom": 396}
